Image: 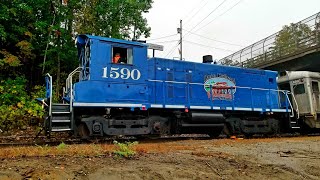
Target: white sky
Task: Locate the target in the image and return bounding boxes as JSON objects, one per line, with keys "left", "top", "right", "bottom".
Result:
{"left": 144, "top": 0, "right": 320, "bottom": 62}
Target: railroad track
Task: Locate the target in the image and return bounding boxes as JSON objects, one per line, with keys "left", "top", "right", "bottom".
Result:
{"left": 0, "top": 133, "right": 319, "bottom": 147}
{"left": 0, "top": 135, "right": 209, "bottom": 147}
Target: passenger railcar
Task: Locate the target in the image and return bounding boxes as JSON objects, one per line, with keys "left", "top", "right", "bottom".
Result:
{"left": 39, "top": 35, "right": 319, "bottom": 138}
{"left": 278, "top": 71, "right": 320, "bottom": 129}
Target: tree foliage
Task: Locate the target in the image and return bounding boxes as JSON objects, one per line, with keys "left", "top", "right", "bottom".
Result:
{"left": 73, "top": 0, "right": 152, "bottom": 39}
{"left": 0, "top": 0, "right": 153, "bottom": 130}
{"left": 242, "top": 23, "right": 314, "bottom": 68}
{"left": 272, "top": 23, "right": 313, "bottom": 56}
{"left": 0, "top": 77, "right": 45, "bottom": 131}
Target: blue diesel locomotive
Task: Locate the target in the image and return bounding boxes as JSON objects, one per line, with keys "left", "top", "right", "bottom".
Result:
{"left": 42, "top": 35, "right": 296, "bottom": 138}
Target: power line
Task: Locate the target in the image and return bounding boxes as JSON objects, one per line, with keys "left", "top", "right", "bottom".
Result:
{"left": 183, "top": 0, "right": 210, "bottom": 27}
{"left": 164, "top": 42, "right": 180, "bottom": 58}
{"left": 186, "top": 0, "right": 228, "bottom": 35}
{"left": 183, "top": 28, "right": 244, "bottom": 47}
{"left": 145, "top": 34, "right": 178, "bottom": 41}
{"left": 152, "top": 39, "right": 179, "bottom": 44}
{"left": 181, "top": 0, "right": 207, "bottom": 21}
{"left": 195, "top": 0, "right": 244, "bottom": 32}
{"left": 184, "top": 40, "right": 235, "bottom": 52}
{"left": 165, "top": 0, "right": 228, "bottom": 58}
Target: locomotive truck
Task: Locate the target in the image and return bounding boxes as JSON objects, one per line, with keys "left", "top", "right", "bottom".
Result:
{"left": 40, "top": 35, "right": 320, "bottom": 138}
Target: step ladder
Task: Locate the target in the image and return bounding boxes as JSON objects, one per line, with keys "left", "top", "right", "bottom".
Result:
{"left": 290, "top": 120, "right": 300, "bottom": 129}
{"left": 49, "top": 103, "right": 73, "bottom": 132}
{"left": 45, "top": 74, "right": 73, "bottom": 136}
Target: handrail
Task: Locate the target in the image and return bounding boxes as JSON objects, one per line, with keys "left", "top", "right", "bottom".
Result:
{"left": 65, "top": 67, "right": 83, "bottom": 92}
{"left": 65, "top": 67, "right": 82, "bottom": 113}
{"left": 45, "top": 73, "right": 53, "bottom": 132}
{"left": 288, "top": 92, "right": 300, "bottom": 119}
{"left": 282, "top": 91, "right": 295, "bottom": 117}
{"left": 45, "top": 73, "right": 53, "bottom": 117}
{"left": 149, "top": 79, "right": 292, "bottom": 93}
{"left": 148, "top": 79, "right": 293, "bottom": 113}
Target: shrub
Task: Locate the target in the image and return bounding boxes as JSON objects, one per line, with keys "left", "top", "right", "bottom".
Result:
{"left": 113, "top": 141, "right": 138, "bottom": 158}
{"left": 0, "top": 77, "right": 45, "bottom": 131}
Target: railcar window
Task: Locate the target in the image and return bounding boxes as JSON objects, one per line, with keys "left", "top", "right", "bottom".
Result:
{"left": 279, "top": 83, "right": 290, "bottom": 91}
{"left": 112, "top": 47, "right": 133, "bottom": 64}
{"left": 294, "top": 84, "right": 305, "bottom": 94}
{"left": 312, "top": 81, "right": 319, "bottom": 92}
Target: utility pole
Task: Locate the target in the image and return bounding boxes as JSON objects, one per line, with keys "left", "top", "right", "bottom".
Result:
{"left": 177, "top": 20, "right": 183, "bottom": 60}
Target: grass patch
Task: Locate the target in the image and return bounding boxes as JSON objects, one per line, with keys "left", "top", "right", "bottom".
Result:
{"left": 56, "top": 142, "right": 67, "bottom": 150}
{"left": 0, "top": 139, "right": 209, "bottom": 158}
{"left": 113, "top": 141, "right": 138, "bottom": 158}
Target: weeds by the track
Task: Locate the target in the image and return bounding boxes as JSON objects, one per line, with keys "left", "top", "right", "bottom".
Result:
{"left": 0, "top": 136, "right": 319, "bottom": 158}
{"left": 113, "top": 141, "right": 138, "bottom": 158}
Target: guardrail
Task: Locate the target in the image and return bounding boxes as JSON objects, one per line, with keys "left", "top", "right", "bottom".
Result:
{"left": 45, "top": 73, "right": 53, "bottom": 117}
{"left": 64, "top": 67, "right": 82, "bottom": 112}
{"left": 219, "top": 11, "right": 320, "bottom": 68}
{"left": 148, "top": 80, "right": 295, "bottom": 116}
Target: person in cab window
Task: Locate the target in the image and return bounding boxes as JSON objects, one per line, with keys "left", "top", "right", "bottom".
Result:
{"left": 113, "top": 53, "right": 121, "bottom": 63}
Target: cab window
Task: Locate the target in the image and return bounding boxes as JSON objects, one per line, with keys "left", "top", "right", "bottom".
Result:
{"left": 294, "top": 84, "right": 305, "bottom": 94}
{"left": 112, "top": 46, "right": 133, "bottom": 64}
{"left": 312, "top": 81, "right": 319, "bottom": 93}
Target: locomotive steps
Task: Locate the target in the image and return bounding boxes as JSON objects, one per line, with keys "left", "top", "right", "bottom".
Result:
{"left": 49, "top": 104, "right": 72, "bottom": 132}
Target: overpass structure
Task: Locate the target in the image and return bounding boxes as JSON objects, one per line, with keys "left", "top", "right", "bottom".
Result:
{"left": 219, "top": 12, "right": 320, "bottom": 72}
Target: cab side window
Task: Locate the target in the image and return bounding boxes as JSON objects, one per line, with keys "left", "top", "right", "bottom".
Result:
{"left": 294, "top": 84, "right": 305, "bottom": 94}
{"left": 312, "top": 81, "right": 319, "bottom": 93}
{"left": 112, "top": 46, "right": 133, "bottom": 64}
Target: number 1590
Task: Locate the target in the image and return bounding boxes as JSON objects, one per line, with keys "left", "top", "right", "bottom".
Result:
{"left": 102, "top": 67, "right": 141, "bottom": 80}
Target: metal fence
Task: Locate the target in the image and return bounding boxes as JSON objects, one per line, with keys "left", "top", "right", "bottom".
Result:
{"left": 219, "top": 12, "right": 320, "bottom": 68}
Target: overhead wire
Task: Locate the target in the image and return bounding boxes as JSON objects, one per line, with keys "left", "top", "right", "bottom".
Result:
{"left": 182, "top": 0, "right": 210, "bottom": 27}
{"left": 145, "top": 34, "right": 178, "bottom": 41}
{"left": 181, "top": 0, "right": 207, "bottom": 21}
{"left": 183, "top": 28, "right": 244, "bottom": 47}
{"left": 165, "top": 0, "right": 228, "bottom": 58}
{"left": 147, "top": 0, "right": 209, "bottom": 45}
{"left": 194, "top": 0, "right": 244, "bottom": 32}
{"left": 164, "top": 42, "right": 180, "bottom": 58}
{"left": 184, "top": 40, "right": 235, "bottom": 52}
{"left": 185, "top": 0, "right": 228, "bottom": 35}
{"left": 152, "top": 39, "right": 180, "bottom": 44}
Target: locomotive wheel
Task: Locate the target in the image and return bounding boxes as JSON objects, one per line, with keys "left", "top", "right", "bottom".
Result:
{"left": 208, "top": 126, "right": 224, "bottom": 138}
{"left": 222, "top": 125, "right": 231, "bottom": 137}
{"left": 208, "top": 132, "right": 221, "bottom": 138}
{"left": 78, "top": 123, "right": 90, "bottom": 139}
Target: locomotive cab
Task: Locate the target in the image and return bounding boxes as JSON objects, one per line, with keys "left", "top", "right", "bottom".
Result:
{"left": 73, "top": 35, "right": 149, "bottom": 105}
{"left": 60, "top": 35, "right": 151, "bottom": 137}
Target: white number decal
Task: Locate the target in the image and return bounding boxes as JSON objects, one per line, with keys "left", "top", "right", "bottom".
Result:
{"left": 110, "top": 67, "right": 120, "bottom": 79}
{"left": 102, "top": 67, "right": 141, "bottom": 80}
{"left": 102, "top": 67, "right": 108, "bottom": 78}
{"left": 131, "top": 69, "right": 141, "bottom": 80}
{"left": 120, "top": 68, "right": 131, "bottom": 79}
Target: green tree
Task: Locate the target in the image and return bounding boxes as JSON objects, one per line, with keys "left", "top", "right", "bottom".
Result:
{"left": 272, "top": 23, "right": 313, "bottom": 57}
{"left": 73, "top": 0, "right": 152, "bottom": 39}
{"left": 0, "top": 0, "right": 154, "bottom": 130}
{"left": 242, "top": 23, "right": 314, "bottom": 68}
{"left": 1, "top": 0, "right": 153, "bottom": 97}
{"left": 0, "top": 0, "right": 55, "bottom": 83}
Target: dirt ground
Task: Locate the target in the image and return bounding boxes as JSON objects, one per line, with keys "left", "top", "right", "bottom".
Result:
{"left": 0, "top": 136, "right": 319, "bottom": 180}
